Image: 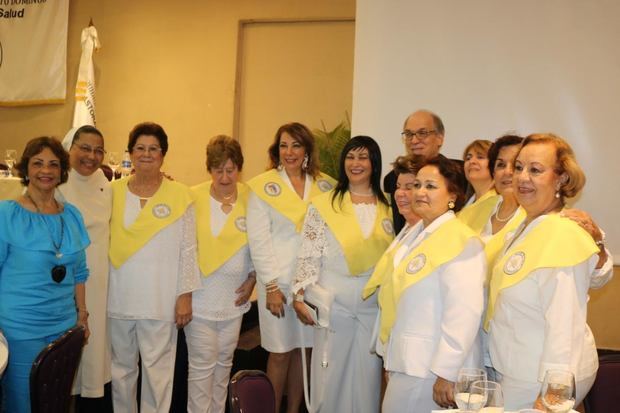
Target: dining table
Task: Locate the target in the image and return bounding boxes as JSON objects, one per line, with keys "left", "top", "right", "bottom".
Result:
{"left": 0, "top": 177, "right": 23, "bottom": 200}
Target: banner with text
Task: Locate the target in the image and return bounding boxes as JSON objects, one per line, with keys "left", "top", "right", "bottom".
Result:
{"left": 0, "top": 0, "right": 69, "bottom": 106}
{"left": 72, "top": 25, "right": 100, "bottom": 127}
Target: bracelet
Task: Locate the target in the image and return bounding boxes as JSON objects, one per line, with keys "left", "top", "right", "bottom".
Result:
{"left": 595, "top": 239, "right": 605, "bottom": 250}
{"left": 294, "top": 293, "right": 305, "bottom": 303}
{"left": 77, "top": 308, "right": 89, "bottom": 317}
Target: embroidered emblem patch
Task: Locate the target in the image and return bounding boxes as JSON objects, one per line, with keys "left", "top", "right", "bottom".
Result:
{"left": 317, "top": 179, "right": 333, "bottom": 192}
{"left": 152, "top": 203, "right": 171, "bottom": 219}
{"left": 406, "top": 254, "right": 426, "bottom": 274}
{"left": 381, "top": 219, "right": 394, "bottom": 235}
{"left": 235, "top": 216, "right": 247, "bottom": 232}
{"left": 504, "top": 251, "right": 525, "bottom": 275}
{"left": 264, "top": 182, "right": 281, "bottom": 197}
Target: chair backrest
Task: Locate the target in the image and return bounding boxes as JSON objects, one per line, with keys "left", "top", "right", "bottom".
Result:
{"left": 229, "top": 369, "right": 276, "bottom": 413}
{"left": 584, "top": 352, "right": 620, "bottom": 413}
{"left": 29, "top": 326, "right": 86, "bottom": 413}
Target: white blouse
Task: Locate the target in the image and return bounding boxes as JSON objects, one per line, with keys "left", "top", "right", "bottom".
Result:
{"left": 107, "top": 191, "right": 201, "bottom": 321}
{"left": 192, "top": 196, "right": 253, "bottom": 321}
{"left": 292, "top": 202, "right": 377, "bottom": 293}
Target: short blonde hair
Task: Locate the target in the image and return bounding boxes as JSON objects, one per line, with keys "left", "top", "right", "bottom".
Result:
{"left": 462, "top": 139, "right": 493, "bottom": 161}
{"left": 521, "top": 133, "right": 585, "bottom": 198}
{"left": 206, "top": 135, "right": 244, "bottom": 171}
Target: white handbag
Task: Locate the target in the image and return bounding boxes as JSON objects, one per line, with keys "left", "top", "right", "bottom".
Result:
{"left": 300, "top": 283, "right": 334, "bottom": 413}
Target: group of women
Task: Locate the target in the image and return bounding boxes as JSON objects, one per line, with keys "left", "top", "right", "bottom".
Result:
{"left": 0, "top": 119, "right": 613, "bottom": 413}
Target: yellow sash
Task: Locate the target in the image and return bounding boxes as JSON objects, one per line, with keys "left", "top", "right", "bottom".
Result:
{"left": 484, "top": 214, "right": 598, "bottom": 330}
{"left": 247, "top": 169, "right": 336, "bottom": 232}
{"left": 191, "top": 181, "right": 249, "bottom": 277}
{"left": 312, "top": 191, "right": 394, "bottom": 276}
{"left": 483, "top": 207, "right": 526, "bottom": 277}
{"left": 458, "top": 189, "right": 499, "bottom": 234}
{"left": 364, "top": 218, "right": 477, "bottom": 343}
{"left": 109, "top": 178, "right": 193, "bottom": 268}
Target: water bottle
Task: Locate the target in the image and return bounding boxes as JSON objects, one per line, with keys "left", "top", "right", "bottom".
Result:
{"left": 121, "top": 150, "right": 132, "bottom": 177}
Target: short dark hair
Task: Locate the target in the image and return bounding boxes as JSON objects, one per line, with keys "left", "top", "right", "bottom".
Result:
{"left": 267, "top": 122, "right": 320, "bottom": 178}
{"left": 15, "top": 136, "right": 70, "bottom": 186}
{"left": 392, "top": 155, "right": 424, "bottom": 177}
{"left": 331, "top": 135, "right": 389, "bottom": 208}
{"left": 206, "top": 135, "right": 244, "bottom": 172}
{"left": 419, "top": 155, "right": 467, "bottom": 212}
{"left": 487, "top": 134, "right": 524, "bottom": 177}
{"left": 72, "top": 125, "right": 104, "bottom": 146}
{"left": 128, "top": 122, "right": 169, "bottom": 156}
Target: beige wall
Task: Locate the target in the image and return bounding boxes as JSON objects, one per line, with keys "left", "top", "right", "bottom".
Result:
{"left": 0, "top": 0, "right": 355, "bottom": 185}
{"left": 588, "top": 266, "right": 620, "bottom": 350}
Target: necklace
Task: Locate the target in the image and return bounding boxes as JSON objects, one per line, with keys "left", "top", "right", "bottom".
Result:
{"left": 25, "top": 191, "right": 65, "bottom": 258}
{"left": 211, "top": 187, "right": 237, "bottom": 214}
{"left": 349, "top": 188, "right": 375, "bottom": 197}
{"left": 494, "top": 199, "right": 518, "bottom": 222}
{"left": 25, "top": 191, "right": 67, "bottom": 283}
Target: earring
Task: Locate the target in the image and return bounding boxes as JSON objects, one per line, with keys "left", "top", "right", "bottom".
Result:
{"left": 555, "top": 191, "right": 561, "bottom": 199}
{"left": 448, "top": 200, "right": 455, "bottom": 210}
{"left": 301, "top": 154, "right": 309, "bottom": 171}
{"left": 277, "top": 162, "right": 283, "bottom": 172}
{"left": 24, "top": 175, "right": 29, "bottom": 182}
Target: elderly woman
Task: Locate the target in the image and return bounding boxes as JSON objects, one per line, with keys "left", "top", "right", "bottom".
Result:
{"left": 186, "top": 135, "right": 256, "bottom": 413}
{"left": 487, "top": 133, "right": 607, "bottom": 410}
{"left": 107, "top": 122, "right": 201, "bottom": 413}
{"left": 392, "top": 155, "right": 423, "bottom": 234}
{"left": 58, "top": 125, "right": 112, "bottom": 402}
{"left": 0, "top": 137, "right": 90, "bottom": 412}
{"left": 246, "top": 122, "right": 335, "bottom": 413}
{"left": 364, "top": 155, "right": 486, "bottom": 412}
{"left": 292, "top": 136, "right": 393, "bottom": 413}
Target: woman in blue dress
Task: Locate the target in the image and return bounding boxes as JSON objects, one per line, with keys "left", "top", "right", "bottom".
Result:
{"left": 0, "top": 137, "right": 90, "bottom": 413}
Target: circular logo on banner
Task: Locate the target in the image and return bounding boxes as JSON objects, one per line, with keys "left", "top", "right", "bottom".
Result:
{"left": 504, "top": 251, "right": 525, "bottom": 275}
{"left": 317, "top": 179, "right": 333, "bottom": 192}
{"left": 264, "top": 182, "right": 281, "bottom": 197}
{"left": 382, "top": 219, "right": 394, "bottom": 235}
{"left": 235, "top": 216, "right": 247, "bottom": 232}
{"left": 152, "top": 203, "right": 171, "bottom": 219}
{"left": 406, "top": 254, "right": 426, "bottom": 274}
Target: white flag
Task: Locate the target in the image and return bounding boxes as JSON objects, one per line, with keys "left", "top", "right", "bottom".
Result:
{"left": 72, "top": 26, "right": 101, "bottom": 127}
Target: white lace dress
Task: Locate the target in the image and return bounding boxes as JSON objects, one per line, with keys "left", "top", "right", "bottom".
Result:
{"left": 292, "top": 203, "right": 383, "bottom": 413}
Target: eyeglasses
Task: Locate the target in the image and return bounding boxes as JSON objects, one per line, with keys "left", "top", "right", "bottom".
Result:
{"left": 401, "top": 129, "right": 437, "bottom": 142}
{"left": 75, "top": 144, "right": 106, "bottom": 157}
{"left": 133, "top": 145, "right": 162, "bottom": 154}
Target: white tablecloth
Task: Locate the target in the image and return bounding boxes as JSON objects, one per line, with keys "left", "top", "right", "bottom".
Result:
{"left": 433, "top": 410, "right": 578, "bottom": 413}
{"left": 0, "top": 330, "right": 8, "bottom": 375}
{"left": 0, "top": 177, "right": 23, "bottom": 200}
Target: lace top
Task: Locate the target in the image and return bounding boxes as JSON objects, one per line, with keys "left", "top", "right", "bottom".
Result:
{"left": 292, "top": 202, "right": 377, "bottom": 293}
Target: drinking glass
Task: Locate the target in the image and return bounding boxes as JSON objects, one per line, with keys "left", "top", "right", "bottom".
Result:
{"left": 454, "top": 367, "right": 487, "bottom": 411}
{"left": 5, "top": 149, "right": 17, "bottom": 177}
{"left": 539, "top": 369, "right": 576, "bottom": 413}
{"left": 108, "top": 151, "right": 120, "bottom": 181}
{"left": 470, "top": 380, "right": 504, "bottom": 412}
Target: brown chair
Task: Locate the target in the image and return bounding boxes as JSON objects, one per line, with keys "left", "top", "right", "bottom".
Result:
{"left": 584, "top": 352, "right": 620, "bottom": 413}
{"left": 229, "top": 369, "right": 275, "bottom": 413}
{"left": 29, "top": 326, "right": 86, "bottom": 413}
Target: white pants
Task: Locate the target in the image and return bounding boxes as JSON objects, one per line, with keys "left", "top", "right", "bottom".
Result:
{"left": 382, "top": 372, "right": 439, "bottom": 413}
{"left": 185, "top": 316, "right": 243, "bottom": 413}
{"left": 497, "top": 370, "right": 597, "bottom": 410}
{"left": 109, "top": 318, "right": 178, "bottom": 413}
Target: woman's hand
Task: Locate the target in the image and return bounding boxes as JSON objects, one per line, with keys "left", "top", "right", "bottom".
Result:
{"left": 561, "top": 208, "right": 608, "bottom": 267}
{"left": 77, "top": 309, "right": 90, "bottom": 344}
{"left": 235, "top": 272, "right": 257, "bottom": 306}
{"left": 266, "top": 288, "right": 286, "bottom": 318}
{"left": 293, "top": 297, "right": 316, "bottom": 326}
{"left": 433, "top": 376, "right": 456, "bottom": 409}
{"left": 175, "top": 293, "right": 193, "bottom": 328}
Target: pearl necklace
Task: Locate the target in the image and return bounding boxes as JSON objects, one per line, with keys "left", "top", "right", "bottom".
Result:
{"left": 349, "top": 188, "right": 374, "bottom": 197}
{"left": 493, "top": 199, "right": 517, "bottom": 222}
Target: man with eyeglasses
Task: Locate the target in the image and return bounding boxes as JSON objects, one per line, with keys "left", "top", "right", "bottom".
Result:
{"left": 384, "top": 110, "right": 451, "bottom": 233}
{"left": 59, "top": 125, "right": 112, "bottom": 411}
